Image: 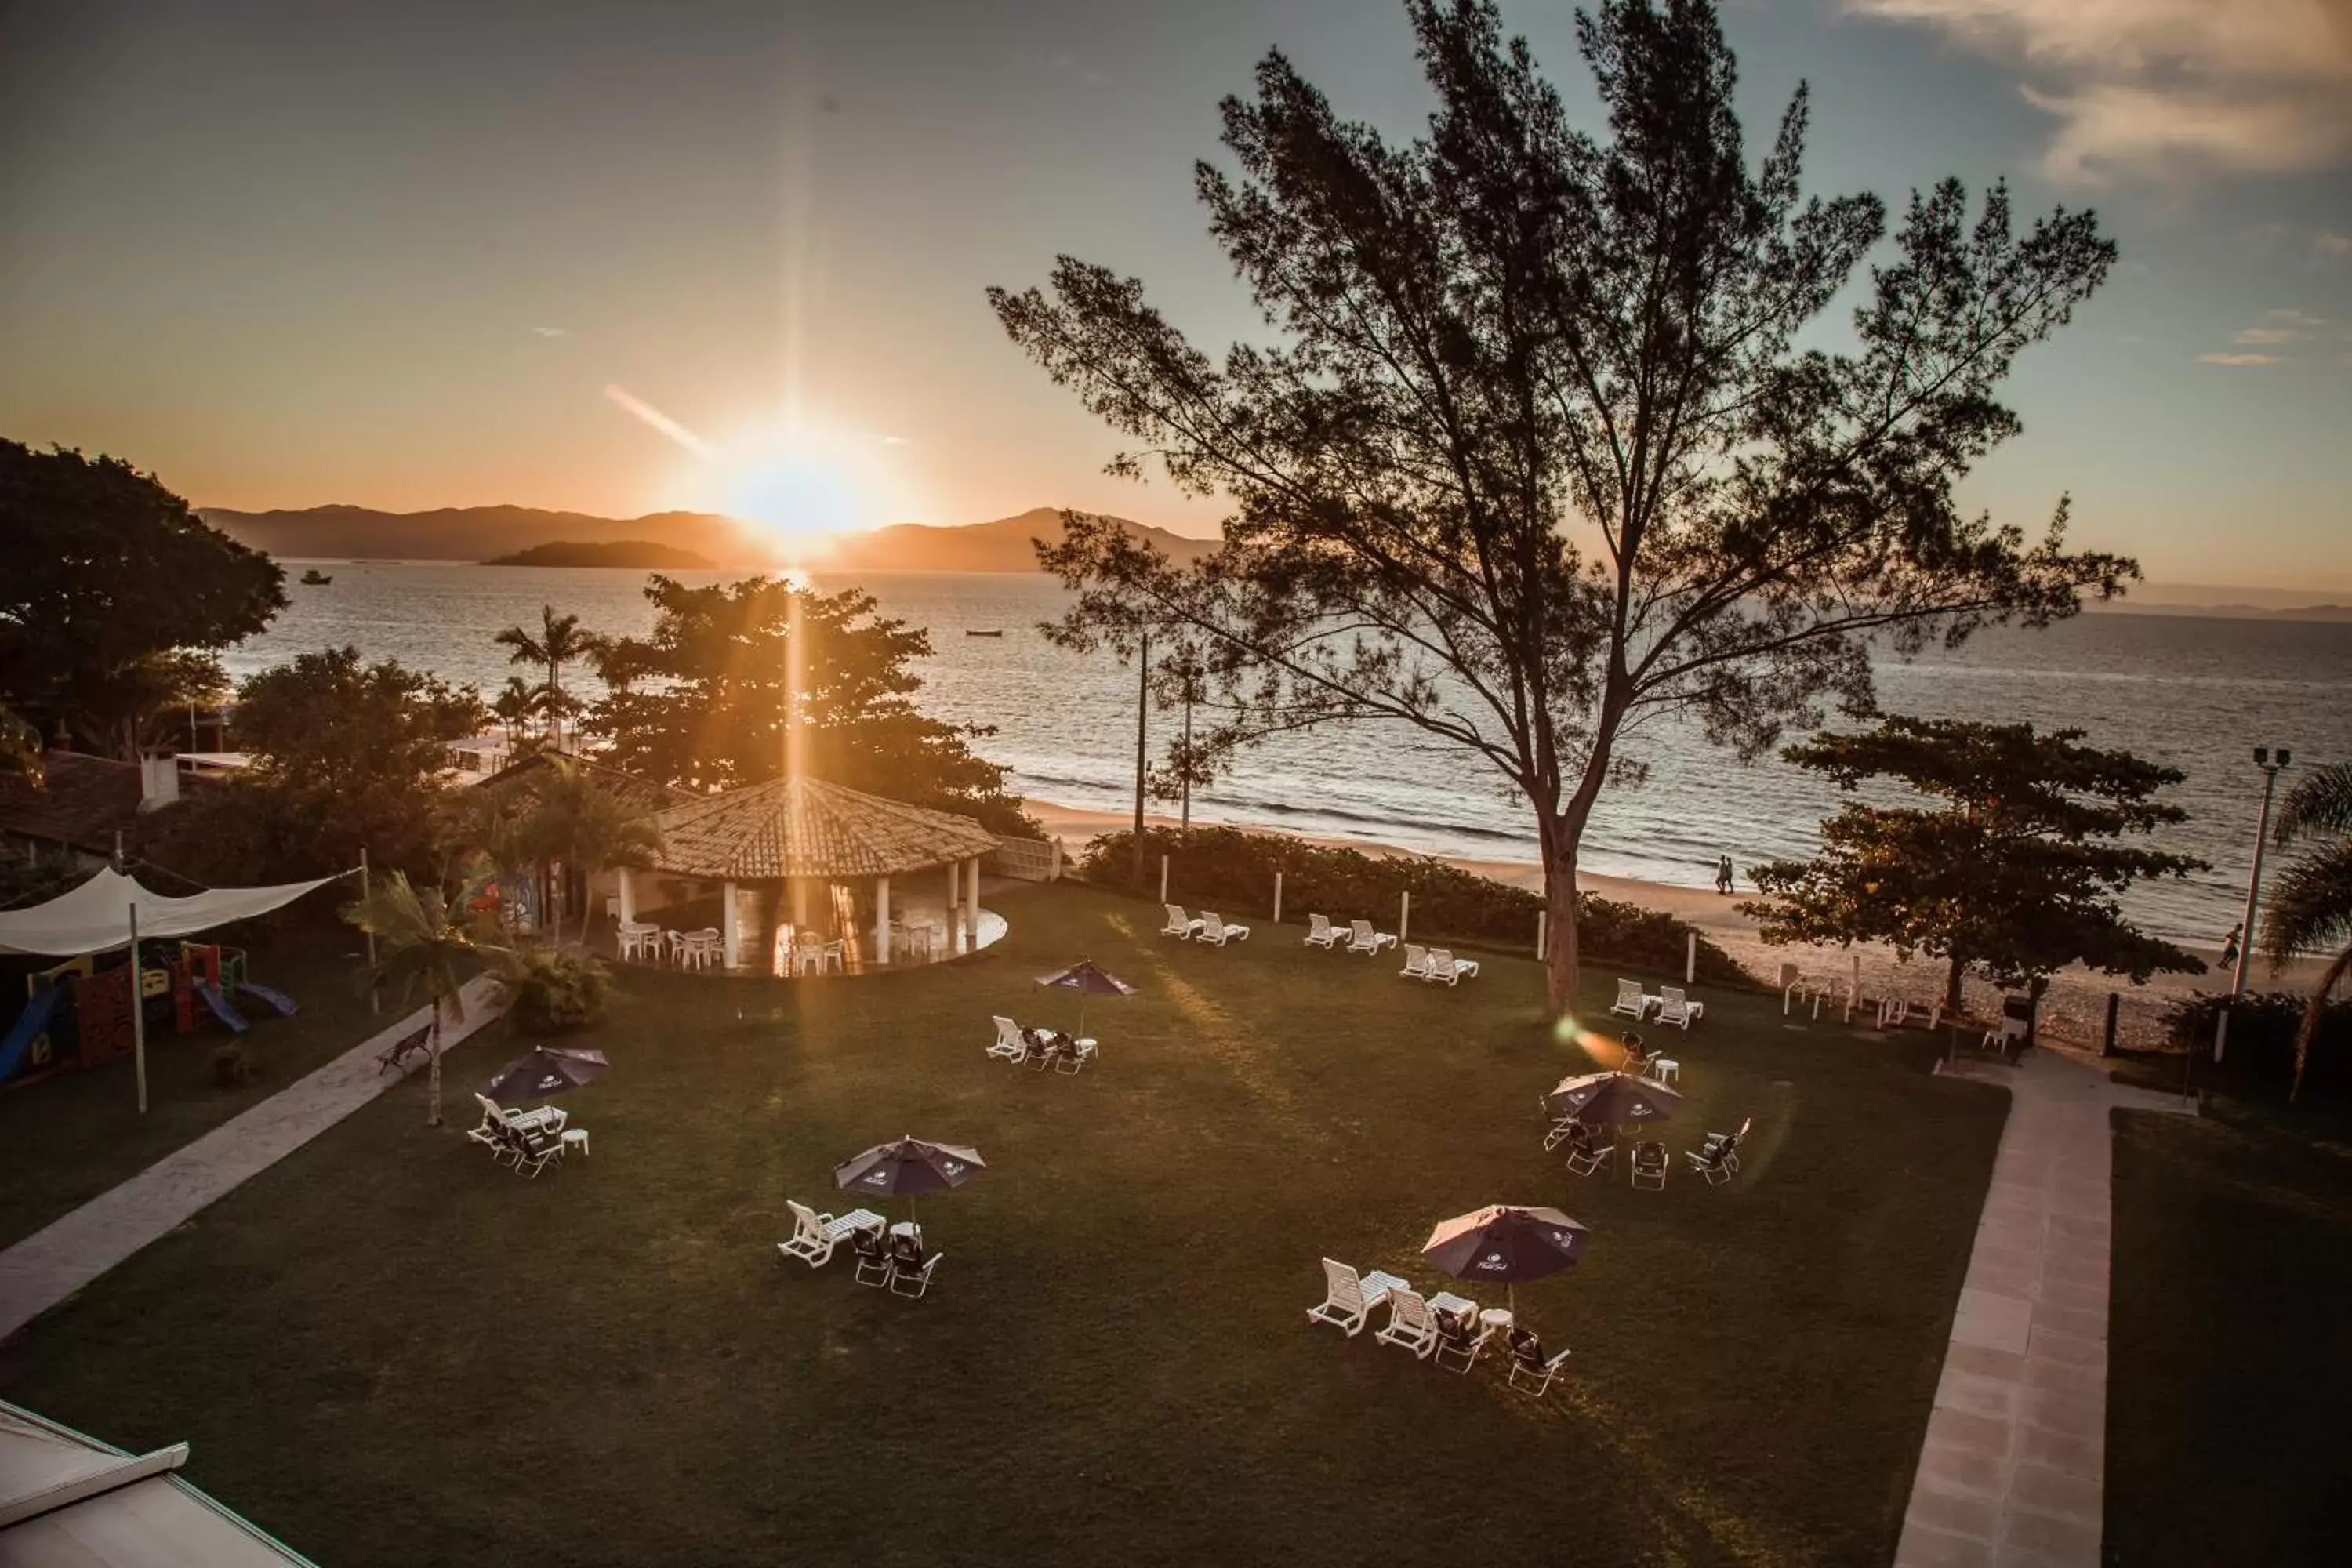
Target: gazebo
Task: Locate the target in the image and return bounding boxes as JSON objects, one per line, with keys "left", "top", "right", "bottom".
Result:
{"left": 619, "top": 777, "right": 1000, "bottom": 975}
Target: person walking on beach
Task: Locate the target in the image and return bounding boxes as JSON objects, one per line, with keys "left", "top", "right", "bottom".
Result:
{"left": 2220, "top": 922, "right": 2241, "bottom": 971}
{"left": 1715, "top": 855, "right": 1735, "bottom": 895}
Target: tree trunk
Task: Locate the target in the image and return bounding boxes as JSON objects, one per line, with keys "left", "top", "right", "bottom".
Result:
{"left": 2292, "top": 941, "right": 2352, "bottom": 1103}
{"left": 1542, "top": 845, "right": 1582, "bottom": 1020}
{"left": 426, "top": 995, "right": 444, "bottom": 1127}
{"left": 1944, "top": 955, "right": 1965, "bottom": 1014}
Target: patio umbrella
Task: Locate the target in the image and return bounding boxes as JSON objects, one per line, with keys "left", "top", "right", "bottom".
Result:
{"left": 1546, "top": 1069, "right": 1682, "bottom": 1131}
{"left": 481, "top": 1047, "right": 608, "bottom": 1103}
{"left": 833, "top": 1134, "right": 985, "bottom": 1229}
{"left": 1421, "top": 1203, "right": 1590, "bottom": 1317}
{"left": 1033, "top": 958, "right": 1134, "bottom": 1039}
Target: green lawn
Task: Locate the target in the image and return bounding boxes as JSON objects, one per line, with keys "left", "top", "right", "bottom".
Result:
{"left": 2107, "top": 1094, "right": 2352, "bottom": 1566}
{"left": 0, "top": 883, "right": 2005, "bottom": 1566}
{"left": 0, "top": 926, "right": 383, "bottom": 1249}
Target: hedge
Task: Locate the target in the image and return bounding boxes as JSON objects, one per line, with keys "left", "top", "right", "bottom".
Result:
{"left": 2129, "top": 989, "right": 2352, "bottom": 1098}
{"left": 1076, "top": 826, "right": 1754, "bottom": 985}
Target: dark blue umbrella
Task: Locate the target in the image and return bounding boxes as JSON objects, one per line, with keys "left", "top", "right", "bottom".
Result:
{"left": 833, "top": 1134, "right": 985, "bottom": 1229}
{"left": 482, "top": 1047, "right": 608, "bottom": 1103}
{"left": 1547, "top": 1069, "right": 1682, "bottom": 1130}
{"left": 1033, "top": 959, "right": 1135, "bottom": 1037}
{"left": 1422, "top": 1203, "right": 1590, "bottom": 1315}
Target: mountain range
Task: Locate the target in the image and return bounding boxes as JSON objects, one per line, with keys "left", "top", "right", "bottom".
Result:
{"left": 198, "top": 503, "right": 1218, "bottom": 573}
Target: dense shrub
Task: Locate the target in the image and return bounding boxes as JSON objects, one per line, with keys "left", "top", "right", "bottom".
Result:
{"left": 1078, "top": 826, "right": 1753, "bottom": 984}
{"left": 2147, "top": 990, "right": 2352, "bottom": 1098}
{"left": 503, "top": 948, "right": 612, "bottom": 1035}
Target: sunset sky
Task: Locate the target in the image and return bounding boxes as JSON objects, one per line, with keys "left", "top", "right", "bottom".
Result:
{"left": 2, "top": 0, "right": 2348, "bottom": 590}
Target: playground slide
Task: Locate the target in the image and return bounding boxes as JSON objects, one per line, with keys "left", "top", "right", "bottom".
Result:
{"left": 193, "top": 982, "right": 249, "bottom": 1034}
{"left": 232, "top": 982, "right": 299, "bottom": 1018}
{"left": 0, "top": 986, "right": 62, "bottom": 1083}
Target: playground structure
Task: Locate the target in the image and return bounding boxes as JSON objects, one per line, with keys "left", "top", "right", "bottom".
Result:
{"left": 1, "top": 940, "right": 299, "bottom": 1091}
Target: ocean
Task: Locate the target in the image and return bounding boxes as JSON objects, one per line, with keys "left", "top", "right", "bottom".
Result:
{"left": 227, "top": 562, "right": 2352, "bottom": 946}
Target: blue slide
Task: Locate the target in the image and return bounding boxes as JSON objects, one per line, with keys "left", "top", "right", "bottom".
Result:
{"left": 232, "top": 982, "right": 298, "bottom": 1018}
{"left": 194, "top": 981, "right": 249, "bottom": 1034}
{"left": 1, "top": 986, "right": 63, "bottom": 1083}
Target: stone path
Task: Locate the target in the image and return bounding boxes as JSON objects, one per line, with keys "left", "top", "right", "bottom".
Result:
{"left": 1896, "top": 1048, "right": 2191, "bottom": 1567}
{"left": 0, "top": 977, "right": 506, "bottom": 1340}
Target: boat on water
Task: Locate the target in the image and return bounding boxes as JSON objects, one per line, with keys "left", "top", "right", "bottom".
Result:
{"left": 299, "top": 568, "right": 333, "bottom": 585}
{"left": 966, "top": 629, "right": 1004, "bottom": 637}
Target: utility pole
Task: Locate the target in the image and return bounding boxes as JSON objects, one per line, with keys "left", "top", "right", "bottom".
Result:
{"left": 2217, "top": 744, "right": 2291, "bottom": 1063}
{"left": 1131, "top": 633, "right": 1149, "bottom": 885}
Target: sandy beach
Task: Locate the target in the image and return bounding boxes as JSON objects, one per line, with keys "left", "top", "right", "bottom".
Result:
{"left": 1022, "top": 796, "right": 2318, "bottom": 1050}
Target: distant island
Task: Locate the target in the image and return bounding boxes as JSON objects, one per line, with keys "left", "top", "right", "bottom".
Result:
{"left": 483, "top": 540, "right": 717, "bottom": 569}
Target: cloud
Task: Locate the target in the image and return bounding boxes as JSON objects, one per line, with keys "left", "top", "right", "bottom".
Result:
{"left": 880, "top": 435, "right": 910, "bottom": 446}
{"left": 2233, "top": 328, "right": 2302, "bottom": 345}
{"left": 2319, "top": 231, "right": 2352, "bottom": 257}
{"left": 2267, "top": 308, "right": 2328, "bottom": 328}
{"left": 2198, "top": 352, "right": 2285, "bottom": 367}
{"left": 531, "top": 325, "right": 572, "bottom": 339}
{"left": 1846, "top": 1, "right": 2352, "bottom": 182}
{"left": 603, "top": 384, "right": 715, "bottom": 458}
{"left": 1047, "top": 49, "right": 1109, "bottom": 86}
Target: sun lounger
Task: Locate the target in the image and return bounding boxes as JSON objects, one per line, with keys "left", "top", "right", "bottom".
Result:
{"left": 1196, "top": 912, "right": 1250, "bottom": 946}
{"left": 1506, "top": 1328, "right": 1571, "bottom": 1396}
{"left": 1304, "top": 913, "right": 1344, "bottom": 949}
{"left": 778, "top": 1200, "right": 886, "bottom": 1268}
{"left": 1425, "top": 948, "right": 1479, "bottom": 985}
{"left": 1610, "top": 978, "right": 1653, "bottom": 1021}
{"left": 1398, "top": 942, "right": 1431, "bottom": 980}
{"left": 1346, "top": 920, "right": 1396, "bottom": 955}
{"left": 988, "top": 1015, "right": 1029, "bottom": 1062}
{"left": 1374, "top": 1287, "right": 1440, "bottom": 1358}
{"left": 1655, "top": 985, "right": 1702, "bottom": 1028}
{"left": 1161, "top": 904, "right": 1203, "bottom": 940}
{"left": 1305, "top": 1258, "right": 1409, "bottom": 1337}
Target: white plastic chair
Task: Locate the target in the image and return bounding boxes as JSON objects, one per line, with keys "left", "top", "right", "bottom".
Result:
{"left": 1398, "top": 943, "right": 1431, "bottom": 980}
{"left": 1655, "top": 986, "right": 1703, "bottom": 1029}
{"left": 1375, "top": 1287, "right": 1440, "bottom": 1359}
{"left": 1162, "top": 904, "right": 1203, "bottom": 940}
{"left": 1197, "top": 912, "right": 1250, "bottom": 946}
{"left": 777, "top": 1200, "right": 885, "bottom": 1268}
{"left": 1305, "top": 1258, "right": 1408, "bottom": 1337}
{"left": 988, "top": 1015, "right": 1028, "bottom": 1062}
{"left": 1346, "top": 920, "right": 1396, "bottom": 955}
{"left": 1426, "top": 949, "right": 1479, "bottom": 985}
{"left": 1304, "top": 913, "right": 1343, "bottom": 949}
{"left": 1610, "top": 978, "right": 1651, "bottom": 1020}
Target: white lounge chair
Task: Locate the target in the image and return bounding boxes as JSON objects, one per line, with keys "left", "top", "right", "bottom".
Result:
{"left": 988, "top": 1015, "right": 1029, "bottom": 1062}
{"left": 1399, "top": 943, "right": 1432, "bottom": 980}
{"left": 1161, "top": 904, "right": 1203, "bottom": 940}
{"left": 1305, "top": 1258, "right": 1409, "bottom": 1337}
{"left": 1609, "top": 978, "right": 1652, "bottom": 1021}
{"left": 1374, "top": 1287, "right": 1440, "bottom": 1359}
{"left": 1426, "top": 948, "right": 1479, "bottom": 985}
{"left": 1304, "top": 913, "right": 1343, "bottom": 949}
{"left": 1655, "top": 985, "right": 1703, "bottom": 1029}
{"left": 1197, "top": 912, "right": 1250, "bottom": 946}
{"left": 1346, "top": 920, "right": 1396, "bottom": 955}
{"left": 777, "top": 1200, "right": 886, "bottom": 1268}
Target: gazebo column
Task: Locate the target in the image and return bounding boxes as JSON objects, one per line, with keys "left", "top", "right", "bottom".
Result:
{"left": 944, "top": 860, "right": 960, "bottom": 955}
{"left": 964, "top": 856, "right": 981, "bottom": 943}
{"left": 874, "top": 875, "right": 892, "bottom": 965}
{"left": 721, "top": 880, "right": 739, "bottom": 970}
{"left": 617, "top": 867, "right": 636, "bottom": 924}
{"left": 792, "top": 877, "right": 808, "bottom": 926}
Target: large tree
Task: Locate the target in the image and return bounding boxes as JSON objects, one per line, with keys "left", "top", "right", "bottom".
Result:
{"left": 1744, "top": 717, "right": 2203, "bottom": 1011}
{"left": 2261, "top": 762, "right": 2352, "bottom": 1102}
{"left": 0, "top": 440, "right": 284, "bottom": 757}
{"left": 586, "top": 575, "right": 1037, "bottom": 835}
{"left": 989, "top": 0, "right": 2132, "bottom": 1012}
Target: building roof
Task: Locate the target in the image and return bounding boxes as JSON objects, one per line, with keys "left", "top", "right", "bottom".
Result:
{"left": 471, "top": 750, "right": 684, "bottom": 815}
{"left": 648, "top": 776, "right": 998, "bottom": 881}
{"left": 0, "top": 753, "right": 149, "bottom": 856}
{"left": 0, "top": 1400, "right": 318, "bottom": 1566}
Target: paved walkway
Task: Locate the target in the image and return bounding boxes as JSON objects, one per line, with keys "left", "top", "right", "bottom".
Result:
{"left": 0, "top": 977, "right": 506, "bottom": 1340}
{"left": 1896, "top": 1048, "right": 2191, "bottom": 1567}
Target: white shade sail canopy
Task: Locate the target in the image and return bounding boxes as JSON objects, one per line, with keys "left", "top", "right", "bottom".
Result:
{"left": 0, "top": 868, "right": 346, "bottom": 957}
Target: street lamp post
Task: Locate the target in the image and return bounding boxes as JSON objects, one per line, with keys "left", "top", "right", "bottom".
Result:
{"left": 2216, "top": 745, "right": 2291, "bottom": 1064}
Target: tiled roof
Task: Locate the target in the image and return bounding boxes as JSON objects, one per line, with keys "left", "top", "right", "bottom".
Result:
{"left": 473, "top": 750, "right": 684, "bottom": 815}
{"left": 0, "top": 753, "right": 148, "bottom": 855}
{"left": 648, "top": 777, "right": 998, "bottom": 881}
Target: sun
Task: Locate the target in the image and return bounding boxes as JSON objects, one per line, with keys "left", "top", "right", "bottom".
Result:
{"left": 673, "top": 422, "right": 898, "bottom": 546}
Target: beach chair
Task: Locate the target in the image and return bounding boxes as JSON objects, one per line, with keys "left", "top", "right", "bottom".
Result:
{"left": 1564, "top": 1126, "right": 1615, "bottom": 1178}
{"left": 510, "top": 1125, "right": 565, "bottom": 1178}
{"left": 1161, "top": 904, "right": 1203, "bottom": 940}
{"left": 1431, "top": 1303, "right": 1494, "bottom": 1373}
{"left": 1541, "top": 1094, "right": 1584, "bottom": 1152}
{"left": 1630, "top": 1141, "right": 1668, "bottom": 1190}
{"left": 466, "top": 1094, "right": 510, "bottom": 1151}
{"left": 850, "top": 1225, "right": 895, "bottom": 1287}
{"left": 1610, "top": 978, "right": 1651, "bottom": 1021}
{"left": 887, "top": 1246, "right": 945, "bottom": 1299}
{"left": 1506, "top": 1329, "right": 1572, "bottom": 1396}
{"left": 1054, "top": 1034, "right": 1099, "bottom": 1074}
{"left": 1346, "top": 920, "right": 1396, "bottom": 955}
{"left": 988, "top": 1015, "right": 1029, "bottom": 1062}
{"left": 778, "top": 1200, "right": 885, "bottom": 1268}
{"left": 1375, "top": 1287, "right": 1441, "bottom": 1359}
{"left": 1655, "top": 986, "right": 1703, "bottom": 1029}
{"left": 1196, "top": 912, "right": 1250, "bottom": 946}
{"left": 1399, "top": 943, "right": 1432, "bottom": 980}
{"left": 1304, "top": 913, "right": 1343, "bottom": 949}
{"left": 1426, "top": 948, "right": 1479, "bottom": 985}
{"left": 1305, "top": 1258, "right": 1408, "bottom": 1337}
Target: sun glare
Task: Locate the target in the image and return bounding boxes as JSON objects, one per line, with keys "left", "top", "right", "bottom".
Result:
{"left": 669, "top": 421, "right": 903, "bottom": 548}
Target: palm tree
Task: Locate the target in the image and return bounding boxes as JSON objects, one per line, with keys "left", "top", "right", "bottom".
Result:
{"left": 342, "top": 871, "right": 495, "bottom": 1127}
{"left": 493, "top": 606, "right": 590, "bottom": 749}
{"left": 492, "top": 677, "right": 541, "bottom": 743}
{"left": 2262, "top": 761, "right": 2352, "bottom": 1102}
{"left": 519, "top": 758, "right": 662, "bottom": 945}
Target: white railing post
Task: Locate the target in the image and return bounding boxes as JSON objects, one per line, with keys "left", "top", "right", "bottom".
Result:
{"left": 1536, "top": 909, "right": 1546, "bottom": 961}
{"left": 1273, "top": 870, "right": 1283, "bottom": 925}
{"left": 1159, "top": 854, "right": 1169, "bottom": 903}
{"left": 1686, "top": 931, "right": 1696, "bottom": 985}
{"left": 1399, "top": 891, "right": 1410, "bottom": 943}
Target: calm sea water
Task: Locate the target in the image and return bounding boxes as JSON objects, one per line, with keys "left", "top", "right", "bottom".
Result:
{"left": 227, "top": 562, "right": 2352, "bottom": 944}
